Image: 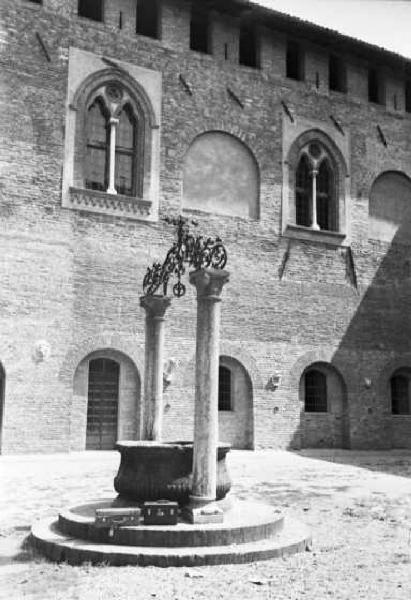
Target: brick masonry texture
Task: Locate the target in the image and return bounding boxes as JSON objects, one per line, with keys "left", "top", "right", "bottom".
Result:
{"left": 1, "top": 0, "right": 411, "bottom": 453}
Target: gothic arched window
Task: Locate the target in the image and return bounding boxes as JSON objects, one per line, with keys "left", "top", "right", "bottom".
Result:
{"left": 63, "top": 53, "right": 161, "bottom": 220}
{"left": 115, "top": 104, "right": 137, "bottom": 196}
{"left": 296, "top": 154, "right": 311, "bottom": 227}
{"left": 84, "top": 87, "right": 140, "bottom": 198}
{"left": 294, "top": 143, "right": 337, "bottom": 231}
{"left": 85, "top": 98, "right": 109, "bottom": 192}
{"left": 317, "top": 158, "right": 334, "bottom": 230}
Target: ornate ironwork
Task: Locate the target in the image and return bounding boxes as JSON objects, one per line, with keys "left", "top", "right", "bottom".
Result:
{"left": 143, "top": 216, "right": 227, "bottom": 298}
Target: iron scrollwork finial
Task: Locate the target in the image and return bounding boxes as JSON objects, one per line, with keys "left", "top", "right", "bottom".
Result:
{"left": 143, "top": 216, "right": 228, "bottom": 298}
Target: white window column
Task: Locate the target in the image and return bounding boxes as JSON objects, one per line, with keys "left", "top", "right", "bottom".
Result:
{"left": 311, "top": 167, "right": 320, "bottom": 230}
{"left": 107, "top": 117, "right": 119, "bottom": 194}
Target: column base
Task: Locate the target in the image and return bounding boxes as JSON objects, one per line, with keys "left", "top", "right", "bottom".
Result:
{"left": 183, "top": 496, "right": 224, "bottom": 524}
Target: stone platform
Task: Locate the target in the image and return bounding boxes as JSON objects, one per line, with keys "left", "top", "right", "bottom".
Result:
{"left": 30, "top": 499, "right": 311, "bottom": 567}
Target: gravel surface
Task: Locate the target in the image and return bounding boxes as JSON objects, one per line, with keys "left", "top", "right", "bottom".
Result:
{"left": 1, "top": 449, "right": 411, "bottom": 599}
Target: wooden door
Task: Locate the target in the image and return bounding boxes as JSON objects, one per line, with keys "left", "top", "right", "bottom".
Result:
{"left": 86, "top": 358, "right": 119, "bottom": 450}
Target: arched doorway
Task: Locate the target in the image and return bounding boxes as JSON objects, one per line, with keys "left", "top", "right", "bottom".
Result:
{"left": 86, "top": 358, "right": 120, "bottom": 450}
{"left": 218, "top": 356, "right": 254, "bottom": 449}
{"left": 72, "top": 349, "right": 141, "bottom": 451}
{"left": 299, "top": 361, "right": 348, "bottom": 448}
{"left": 0, "top": 363, "right": 4, "bottom": 453}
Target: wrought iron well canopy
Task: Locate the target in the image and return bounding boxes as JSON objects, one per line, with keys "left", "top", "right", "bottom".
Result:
{"left": 143, "top": 216, "right": 228, "bottom": 298}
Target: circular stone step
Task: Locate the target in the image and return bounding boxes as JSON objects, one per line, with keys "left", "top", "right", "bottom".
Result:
{"left": 58, "top": 499, "right": 284, "bottom": 547}
{"left": 30, "top": 516, "right": 311, "bottom": 567}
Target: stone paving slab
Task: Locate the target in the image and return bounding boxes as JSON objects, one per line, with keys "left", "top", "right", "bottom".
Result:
{"left": 1, "top": 449, "right": 411, "bottom": 599}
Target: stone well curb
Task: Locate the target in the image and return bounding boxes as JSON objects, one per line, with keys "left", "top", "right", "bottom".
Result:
{"left": 30, "top": 516, "right": 312, "bottom": 567}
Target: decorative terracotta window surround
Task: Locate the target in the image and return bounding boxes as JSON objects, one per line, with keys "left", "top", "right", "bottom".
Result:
{"left": 282, "top": 119, "right": 351, "bottom": 246}
{"left": 68, "top": 187, "right": 151, "bottom": 218}
{"left": 62, "top": 48, "right": 161, "bottom": 222}
{"left": 284, "top": 224, "right": 346, "bottom": 246}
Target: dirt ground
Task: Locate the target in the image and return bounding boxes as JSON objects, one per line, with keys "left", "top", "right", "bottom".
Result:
{"left": 1, "top": 449, "right": 411, "bottom": 600}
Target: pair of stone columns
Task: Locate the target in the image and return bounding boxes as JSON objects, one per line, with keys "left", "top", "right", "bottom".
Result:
{"left": 140, "top": 268, "right": 229, "bottom": 519}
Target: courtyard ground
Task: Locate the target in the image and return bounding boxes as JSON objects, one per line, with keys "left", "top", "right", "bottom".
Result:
{"left": 0, "top": 449, "right": 411, "bottom": 600}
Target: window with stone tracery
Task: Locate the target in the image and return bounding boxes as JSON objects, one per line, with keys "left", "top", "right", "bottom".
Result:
{"left": 63, "top": 49, "right": 161, "bottom": 220}
{"left": 84, "top": 84, "right": 140, "bottom": 198}
{"left": 295, "top": 142, "right": 337, "bottom": 231}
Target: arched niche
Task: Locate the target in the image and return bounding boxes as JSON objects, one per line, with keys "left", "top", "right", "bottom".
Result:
{"left": 369, "top": 171, "right": 411, "bottom": 243}
{"left": 182, "top": 131, "right": 260, "bottom": 219}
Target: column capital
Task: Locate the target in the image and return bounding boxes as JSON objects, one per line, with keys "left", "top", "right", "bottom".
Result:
{"left": 189, "top": 269, "right": 230, "bottom": 300}
{"left": 140, "top": 294, "right": 172, "bottom": 318}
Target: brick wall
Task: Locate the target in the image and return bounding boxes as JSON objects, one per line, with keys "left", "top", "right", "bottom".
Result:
{"left": 1, "top": 0, "right": 411, "bottom": 453}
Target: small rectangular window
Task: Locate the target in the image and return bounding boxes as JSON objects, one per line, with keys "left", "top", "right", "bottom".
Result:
{"left": 405, "top": 80, "right": 411, "bottom": 113}
{"left": 27, "top": 0, "right": 42, "bottom": 4}
{"left": 136, "top": 0, "right": 159, "bottom": 39}
{"left": 78, "top": 0, "right": 103, "bottom": 22}
{"left": 286, "top": 41, "right": 303, "bottom": 81}
{"left": 239, "top": 25, "right": 259, "bottom": 68}
{"left": 368, "top": 68, "right": 384, "bottom": 104}
{"left": 329, "top": 55, "right": 346, "bottom": 93}
{"left": 218, "top": 366, "right": 232, "bottom": 411}
{"left": 190, "top": 9, "right": 210, "bottom": 53}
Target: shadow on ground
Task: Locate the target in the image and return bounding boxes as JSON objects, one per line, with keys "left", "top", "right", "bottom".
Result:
{"left": 291, "top": 449, "right": 411, "bottom": 478}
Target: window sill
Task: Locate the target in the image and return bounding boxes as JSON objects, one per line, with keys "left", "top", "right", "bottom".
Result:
{"left": 391, "top": 414, "right": 411, "bottom": 418}
{"left": 66, "top": 187, "right": 152, "bottom": 220}
{"left": 284, "top": 224, "right": 346, "bottom": 246}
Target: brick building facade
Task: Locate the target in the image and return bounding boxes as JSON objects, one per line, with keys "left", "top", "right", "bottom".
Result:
{"left": 1, "top": 0, "right": 411, "bottom": 453}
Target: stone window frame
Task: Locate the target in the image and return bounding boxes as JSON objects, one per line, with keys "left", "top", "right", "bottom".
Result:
{"left": 282, "top": 125, "right": 350, "bottom": 245}
{"left": 63, "top": 61, "right": 160, "bottom": 221}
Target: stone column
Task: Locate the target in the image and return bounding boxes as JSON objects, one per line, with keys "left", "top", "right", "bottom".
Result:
{"left": 186, "top": 268, "right": 230, "bottom": 523}
{"left": 140, "top": 295, "right": 172, "bottom": 441}
{"left": 311, "top": 167, "right": 320, "bottom": 230}
{"left": 107, "top": 117, "right": 119, "bottom": 195}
